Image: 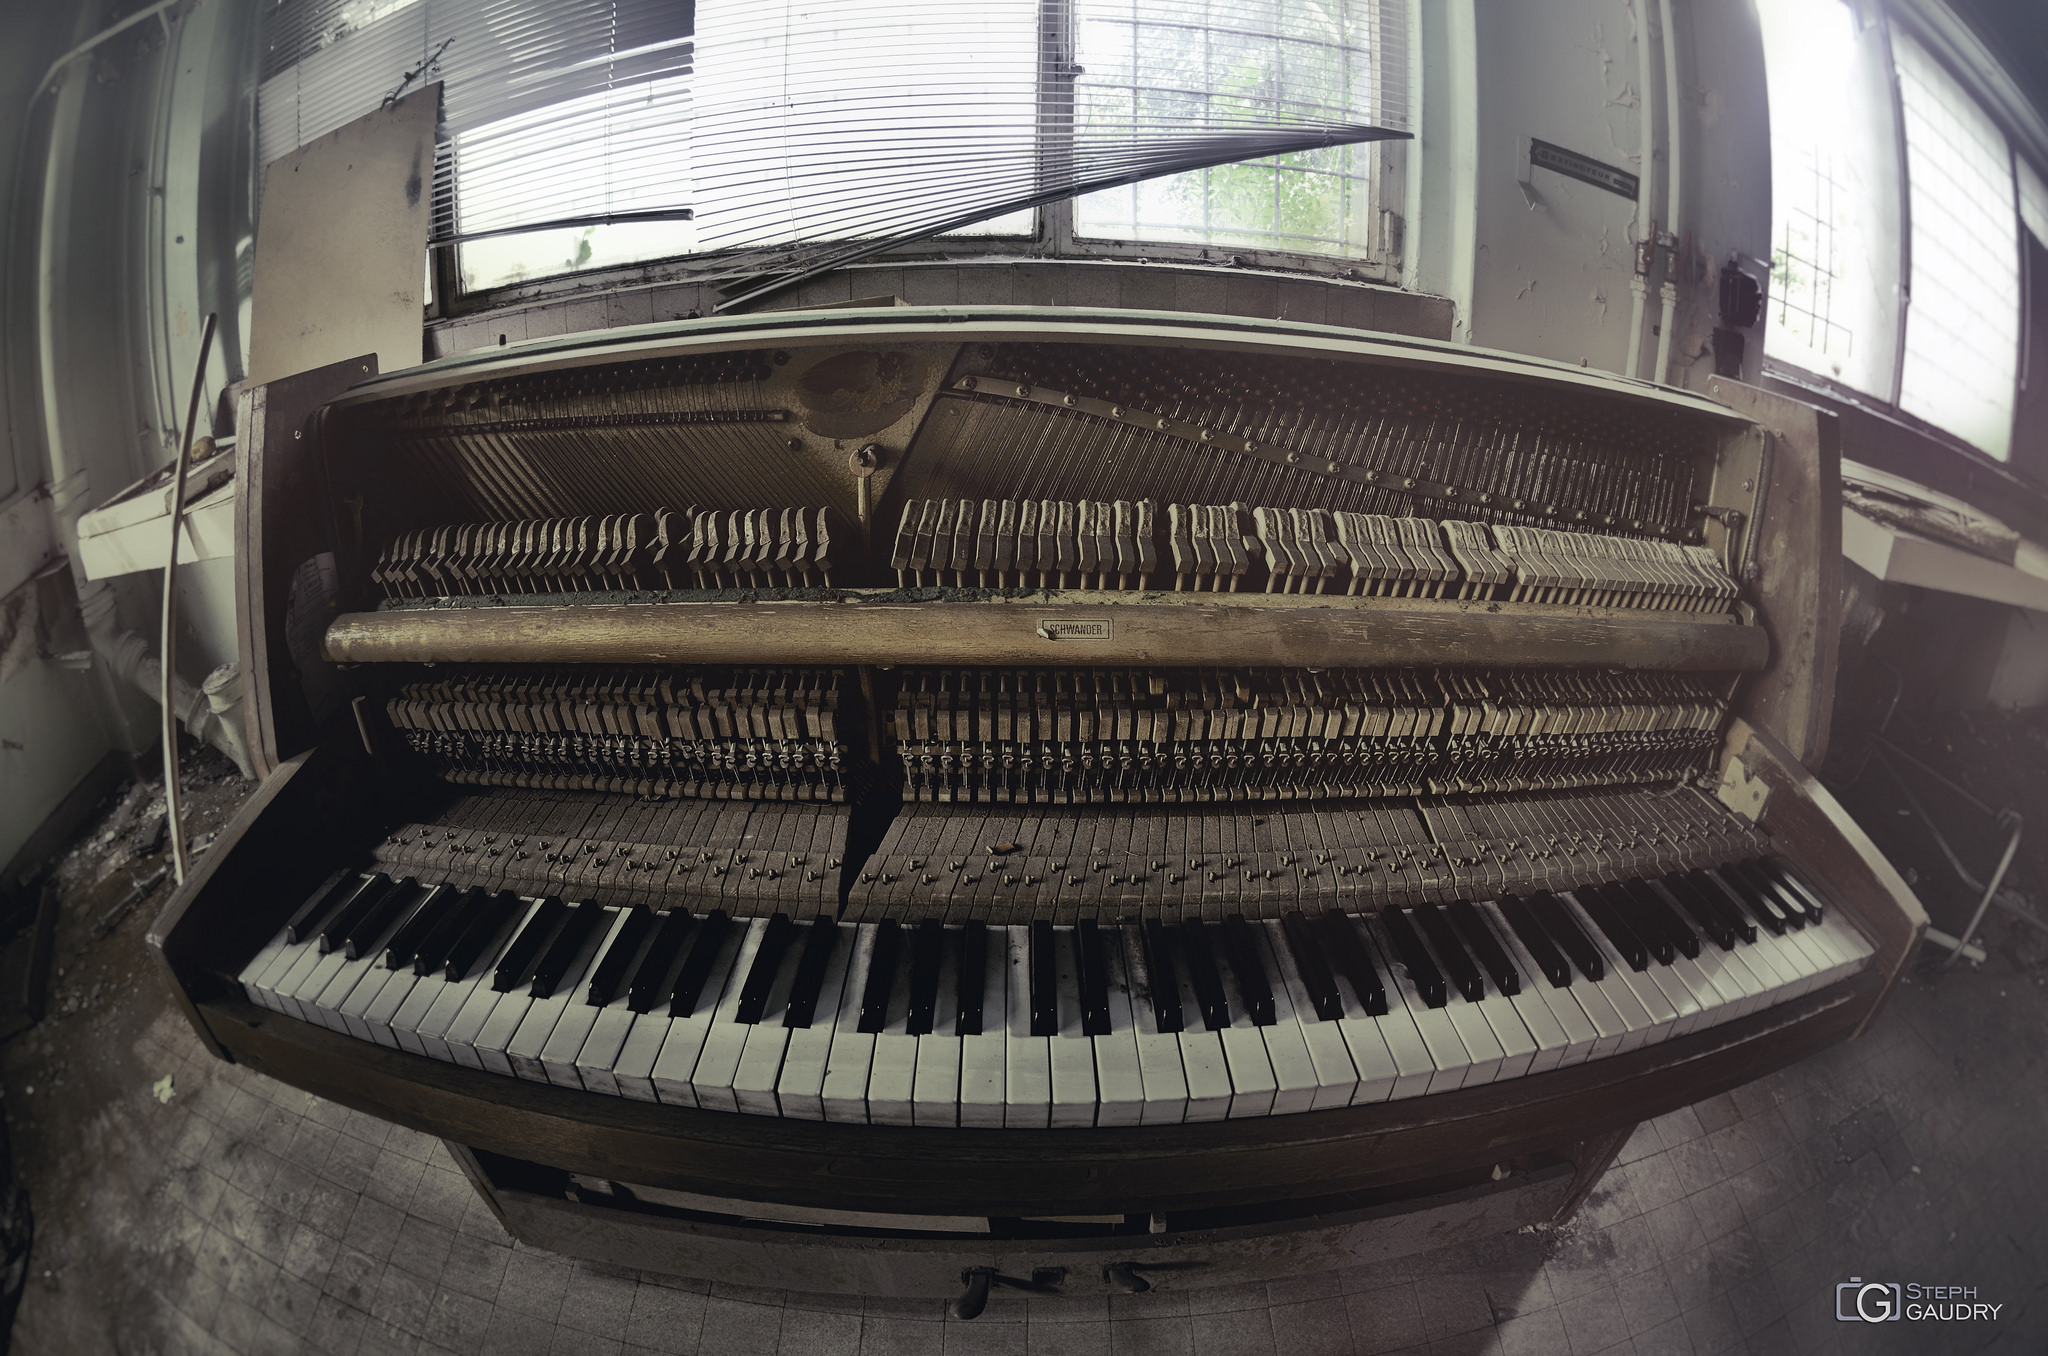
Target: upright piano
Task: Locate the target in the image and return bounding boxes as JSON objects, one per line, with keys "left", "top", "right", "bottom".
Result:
{"left": 153, "top": 304, "right": 1924, "bottom": 1305}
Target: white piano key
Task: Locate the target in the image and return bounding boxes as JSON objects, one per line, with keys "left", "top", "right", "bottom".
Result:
{"left": 1003, "top": 925, "right": 1052, "bottom": 1128}
{"left": 1481, "top": 903, "right": 1595, "bottom": 1070}
{"left": 542, "top": 913, "right": 647, "bottom": 1090}
{"left": 1091, "top": 930, "right": 1146, "bottom": 1128}
{"left": 1658, "top": 948, "right": 1721, "bottom": 1039}
{"left": 1438, "top": 981, "right": 1511, "bottom": 1087}
{"left": 958, "top": 929, "right": 1009, "bottom": 1129}
{"left": 821, "top": 926, "right": 880, "bottom": 1123}
{"left": 777, "top": 924, "right": 856, "bottom": 1121}
{"left": 1049, "top": 927, "right": 1098, "bottom": 1129}
{"left": 1341, "top": 922, "right": 1435, "bottom": 1102}
{"left": 1557, "top": 894, "right": 1667, "bottom": 1051}
{"left": 302, "top": 951, "right": 370, "bottom": 1033}
{"left": 866, "top": 931, "right": 919, "bottom": 1128}
{"left": 438, "top": 898, "right": 548, "bottom": 1069}
{"left": 361, "top": 965, "right": 423, "bottom": 1048}
{"left": 238, "top": 930, "right": 295, "bottom": 1009}
{"left": 333, "top": 963, "right": 404, "bottom": 1043}
{"left": 273, "top": 944, "right": 344, "bottom": 1024}
{"left": 573, "top": 1003, "right": 639, "bottom": 1096}
{"left": 1366, "top": 914, "right": 1470, "bottom": 1095}
{"left": 910, "top": 932, "right": 962, "bottom": 1128}
{"left": 511, "top": 908, "right": 632, "bottom": 1082}
{"left": 1258, "top": 921, "right": 1359, "bottom": 1110}
{"left": 643, "top": 919, "right": 749, "bottom": 1105}
{"left": 1118, "top": 926, "right": 1191, "bottom": 1126}
{"left": 667, "top": 917, "right": 767, "bottom": 1112}
{"left": 733, "top": 934, "right": 809, "bottom": 1118}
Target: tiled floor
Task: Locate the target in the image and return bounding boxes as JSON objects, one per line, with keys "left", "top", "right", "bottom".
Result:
{"left": 3, "top": 763, "right": 2044, "bottom": 1353}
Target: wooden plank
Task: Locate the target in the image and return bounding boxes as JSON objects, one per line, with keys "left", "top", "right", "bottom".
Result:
{"left": 1723, "top": 718, "right": 1927, "bottom": 1037}
{"left": 146, "top": 735, "right": 392, "bottom": 1059}
{"left": 247, "top": 85, "right": 437, "bottom": 386}
{"left": 1707, "top": 377, "right": 1841, "bottom": 767}
{"left": 236, "top": 357, "right": 380, "bottom": 777}
{"left": 322, "top": 597, "right": 1770, "bottom": 673}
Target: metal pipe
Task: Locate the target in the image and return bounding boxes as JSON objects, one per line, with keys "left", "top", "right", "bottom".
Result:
{"left": 160, "top": 311, "right": 216, "bottom": 887}
{"left": 1654, "top": 0, "right": 1685, "bottom": 384}
{"left": 1624, "top": 0, "right": 1659, "bottom": 379}
{"left": 1945, "top": 813, "right": 2021, "bottom": 968}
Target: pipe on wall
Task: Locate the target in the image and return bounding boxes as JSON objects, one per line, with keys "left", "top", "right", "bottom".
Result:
{"left": 1655, "top": 0, "right": 1686, "bottom": 385}
{"left": 1625, "top": 0, "right": 1660, "bottom": 379}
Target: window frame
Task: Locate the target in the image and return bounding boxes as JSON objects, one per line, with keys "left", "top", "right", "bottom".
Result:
{"left": 1760, "top": 6, "right": 2043, "bottom": 478}
{"left": 424, "top": 0, "right": 1408, "bottom": 316}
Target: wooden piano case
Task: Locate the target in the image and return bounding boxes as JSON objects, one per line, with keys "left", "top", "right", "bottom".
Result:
{"left": 151, "top": 309, "right": 1924, "bottom": 1296}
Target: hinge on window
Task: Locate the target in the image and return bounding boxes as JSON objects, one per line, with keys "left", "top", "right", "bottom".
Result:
{"left": 1379, "top": 209, "right": 1403, "bottom": 261}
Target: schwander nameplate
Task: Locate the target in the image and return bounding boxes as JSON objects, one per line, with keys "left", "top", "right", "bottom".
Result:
{"left": 1036, "top": 618, "right": 1111, "bottom": 641}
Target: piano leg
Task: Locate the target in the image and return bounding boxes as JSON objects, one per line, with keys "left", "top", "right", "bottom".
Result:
{"left": 1552, "top": 1122, "right": 1636, "bottom": 1225}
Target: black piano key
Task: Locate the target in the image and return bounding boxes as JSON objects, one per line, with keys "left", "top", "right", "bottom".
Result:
{"left": 1281, "top": 911, "right": 1344, "bottom": 1021}
{"left": 1028, "top": 919, "right": 1058, "bottom": 1038}
{"left": 1316, "top": 911, "right": 1387, "bottom": 1017}
{"left": 1141, "top": 920, "right": 1184, "bottom": 1034}
{"left": 1762, "top": 859, "right": 1827, "bottom": 922}
{"left": 343, "top": 877, "right": 427, "bottom": 961}
{"left": 905, "top": 919, "right": 945, "bottom": 1037}
{"left": 857, "top": 919, "right": 901, "bottom": 1034}
{"left": 1657, "top": 875, "right": 1736, "bottom": 951}
{"left": 735, "top": 913, "right": 797, "bottom": 1024}
{"left": 413, "top": 886, "right": 489, "bottom": 976}
{"left": 1591, "top": 882, "right": 1672, "bottom": 965}
{"left": 285, "top": 870, "right": 358, "bottom": 943}
{"left": 1527, "top": 892, "right": 1605, "bottom": 982}
{"left": 1074, "top": 920, "right": 1112, "bottom": 1038}
{"left": 1571, "top": 887, "right": 1651, "bottom": 971}
{"left": 1448, "top": 900, "right": 1522, "bottom": 996}
{"left": 784, "top": 916, "right": 840, "bottom": 1030}
{"left": 1730, "top": 860, "right": 1813, "bottom": 928}
{"left": 1497, "top": 896, "right": 1572, "bottom": 988}
{"left": 529, "top": 899, "right": 608, "bottom": 998}
{"left": 1178, "top": 920, "right": 1233, "bottom": 1031}
{"left": 629, "top": 909, "right": 696, "bottom": 1012}
{"left": 318, "top": 875, "right": 399, "bottom": 954}
{"left": 669, "top": 910, "right": 733, "bottom": 1017}
{"left": 494, "top": 897, "right": 568, "bottom": 992}
{"left": 1379, "top": 908, "right": 1448, "bottom": 1009}
{"left": 1415, "top": 904, "right": 1486, "bottom": 1002}
{"left": 1709, "top": 866, "right": 1786, "bottom": 935}
{"left": 954, "top": 920, "right": 987, "bottom": 1037}
{"left": 1674, "top": 871, "right": 1755, "bottom": 944}
{"left": 444, "top": 892, "right": 524, "bottom": 982}
{"left": 1219, "top": 916, "right": 1276, "bottom": 1027}
{"left": 1616, "top": 878, "right": 1700, "bottom": 960}
{"left": 585, "top": 907, "right": 653, "bottom": 1005}
{"left": 381, "top": 883, "right": 452, "bottom": 970}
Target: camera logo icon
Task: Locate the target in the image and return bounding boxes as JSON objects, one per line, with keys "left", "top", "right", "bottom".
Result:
{"left": 1838, "top": 1278, "right": 1903, "bottom": 1322}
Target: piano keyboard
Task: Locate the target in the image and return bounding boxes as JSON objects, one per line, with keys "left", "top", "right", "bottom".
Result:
{"left": 237, "top": 859, "right": 1871, "bottom": 1126}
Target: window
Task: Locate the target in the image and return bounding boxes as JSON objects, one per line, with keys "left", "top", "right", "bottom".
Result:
{"left": 258, "top": 0, "right": 1409, "bottom": 300}
{"left": 1072, "top": 0, "right": 1402, "bottom": 260}
{"left": 1893, "top": 33, "right": 2020, "bottom": 462}
{"left": 1757, "top": 0, "right": 1902, "bottom": 398}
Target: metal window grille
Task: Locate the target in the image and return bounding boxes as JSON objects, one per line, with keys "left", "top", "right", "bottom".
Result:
{"left": 1894, "top": 32, "right": 2020, "bottom": 462}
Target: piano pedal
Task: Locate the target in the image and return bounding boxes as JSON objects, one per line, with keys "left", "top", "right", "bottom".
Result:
{"left": 950, "top": 1266, "right": 1069, "bottom": 1320}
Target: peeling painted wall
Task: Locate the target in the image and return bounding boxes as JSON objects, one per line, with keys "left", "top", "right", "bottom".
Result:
{"left": 1456, "top": 0, "right": 1770, "bottom": 386}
